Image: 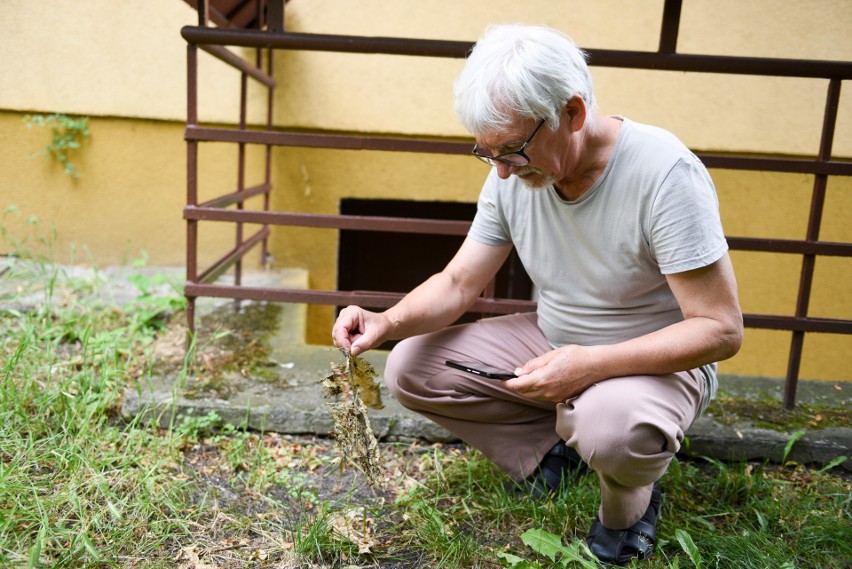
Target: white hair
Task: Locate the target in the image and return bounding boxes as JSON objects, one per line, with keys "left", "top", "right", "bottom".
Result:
{"left": 454, "top": 24, "right": 596, "bottom": 136}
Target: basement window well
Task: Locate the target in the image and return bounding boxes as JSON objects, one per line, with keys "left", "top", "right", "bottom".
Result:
{"left": 337, "top": 198, "right": 533, "bottom": 346}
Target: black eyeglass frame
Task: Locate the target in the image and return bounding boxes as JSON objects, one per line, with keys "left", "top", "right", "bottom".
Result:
{"left": 471, "top": 119, "right": 546, "bottom": 166}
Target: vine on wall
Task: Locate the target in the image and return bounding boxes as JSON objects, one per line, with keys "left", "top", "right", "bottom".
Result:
{"left": 23, "top": 114, "right": 91, "bottom": 178}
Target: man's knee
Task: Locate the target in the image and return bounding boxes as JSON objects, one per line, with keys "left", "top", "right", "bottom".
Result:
{"left": 384, "top": 335, "right": 438, "bottom": 405}
{"left": 560, "top": 393, "right": 678, "bottom": 487}
{"left": 588, "top": 420, "right": 672, "bottom": 487}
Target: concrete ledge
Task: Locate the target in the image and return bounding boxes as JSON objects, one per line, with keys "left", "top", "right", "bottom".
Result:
{"left": 122, "top": 353, "right": 456, "bottom": 444}
{"left": 684, "top": 417, "right": 851, "bottom": 469}
{"left": 123, "top": 340, "right": 850, "bottom": 470}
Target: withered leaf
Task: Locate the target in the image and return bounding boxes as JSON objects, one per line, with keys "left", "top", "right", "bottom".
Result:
{"left": 347, "top": 354, "right": 383, "bottom": 410}
{"left": 319, "top": 354, "right": 385, "bottom": 487}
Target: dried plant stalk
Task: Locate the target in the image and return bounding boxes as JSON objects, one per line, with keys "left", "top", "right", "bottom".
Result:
{"left": 320, "top": 354, "right": 385, "bottom": 486}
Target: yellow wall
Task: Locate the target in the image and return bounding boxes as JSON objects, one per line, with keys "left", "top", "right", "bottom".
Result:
{"left": 0, "top": 0, "right": 266, "bottom": 124}
{"left": 275, "top": 0, "right": 852, "bottom": 156}
{"left": 1, "top": 0, "right": 849, "bottom": 380}
{"left": 0, "top": 112, "right": 267, "bottom": 269}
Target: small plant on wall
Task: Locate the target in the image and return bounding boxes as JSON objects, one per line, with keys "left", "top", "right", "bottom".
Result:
{"left": 23, "top": 113, "right": 91, "bottom": 178}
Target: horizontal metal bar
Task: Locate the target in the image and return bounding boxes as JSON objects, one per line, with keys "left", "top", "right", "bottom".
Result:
{"left": 743, "top": 314, "right": 852, "bottom": 334}
{"left": 185, "top": 125, "right": 471, "bottom": 154}
{"left": 588, "top": 49, "right": 852, "bottom": 79}
{"left": 699, "top": 154, "right": 852, "bottom": 176}
{"left": 183, "top": 283, "right": 536, "bottom": 314}
{"left": 181, "top": 26, "right": 852, "bottom": 79}
{"left": 184, "top": 283, "right": 852, "bottom": 334}
{"left": 199, "top": 45, "right": 275, "bottom": 87}
{"left": 199, "top": 183, "right": 271, "bottom": 209}
{"left": 186, "top": 127, "right": 852, "bottom": 175}
{"left": 182, "top": 26, "right": 473, "bottom": 58}
{"left": 196, "top": 226, "right": 269, "bottom": 284}
{"left": 185, "top": 207, "right": 472, "bottom": 235}
{"left": 727, "top": 237, "right": 852, "bottom": 257}
{"left": 185, "top": 208, "right": 852, "bottom": 255}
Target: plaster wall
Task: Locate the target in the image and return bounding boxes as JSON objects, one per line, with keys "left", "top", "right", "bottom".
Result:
{"left": 0, "top": 0, "right": 266, "bottom": 124}
{"left": 0, "top": 113, "right": 266, "bottom": 270}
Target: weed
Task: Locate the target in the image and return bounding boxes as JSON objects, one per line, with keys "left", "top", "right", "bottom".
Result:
{"left": 124, "top": 254, "right": 187, "bottom": 334}
{"left": 290, "top": 503, "right": 359, "bottom": 565}
{"left": 23, "top": 113, "right": 91, "bottom": 178}
{"left": 1, "top": 207, "right": 58, "bottom": 290}
{"left": 674, "top": 528, "right": 703, "bottom": 568}
{"left": 174, "top": 408, "right": 223, "bottom": 446}
{"left": 498, "top": 528, "right": 598, "bottom": 568}
{"left": 783, "top": 428, "right": 807, "bottom": 462}
{"left": 0, "top": 299, "right": 194, "bottom": 565}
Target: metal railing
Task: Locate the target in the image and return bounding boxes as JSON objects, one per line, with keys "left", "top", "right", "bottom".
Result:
{"left": 183, "top": 0, "right": 852, "bottom": 408}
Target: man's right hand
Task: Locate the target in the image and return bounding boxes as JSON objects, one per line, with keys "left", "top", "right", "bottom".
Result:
{"left": 331, "top": 305, "right": 393, "bottom": 357}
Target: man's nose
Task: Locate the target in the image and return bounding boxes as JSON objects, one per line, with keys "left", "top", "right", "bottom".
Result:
{"left": 495, "top": 162, "right": 515, "bottom": 179}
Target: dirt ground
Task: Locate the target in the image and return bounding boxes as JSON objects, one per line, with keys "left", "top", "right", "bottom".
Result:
{"left": 168, "top": 431, "right": 470, "bottom": 569}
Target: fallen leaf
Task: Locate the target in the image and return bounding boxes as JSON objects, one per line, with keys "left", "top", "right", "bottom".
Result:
{"left": 174, "top": 545, "right": 216, "bottom": 569}
{"left": 330, "top": 507, "right": 377, "bottom": 554}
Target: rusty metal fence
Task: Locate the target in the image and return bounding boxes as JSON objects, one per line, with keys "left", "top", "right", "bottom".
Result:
{"left": 182, "top": 0, "right": 852, "bottom": 408}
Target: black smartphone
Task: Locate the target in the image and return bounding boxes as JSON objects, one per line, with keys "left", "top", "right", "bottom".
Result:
{"left": 445, "top": 360, "right": 517, "bottom": 380}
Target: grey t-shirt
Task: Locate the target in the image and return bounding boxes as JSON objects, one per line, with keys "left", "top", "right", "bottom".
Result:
{"left": 468, "top": 118, "right": 728, "bottom": 405}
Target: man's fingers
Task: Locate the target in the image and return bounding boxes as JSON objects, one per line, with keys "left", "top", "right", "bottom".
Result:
{"left": 505, "top": 370, "right": 541, "bottom": 393}
{"left": 331, "top": 306, "right": 364, "bottom": 350}
{"left": 517, "top": 353, "right": 550, "bottom": 376}
{"left": 332, "top": 306, "right": 378, "bottom": 357}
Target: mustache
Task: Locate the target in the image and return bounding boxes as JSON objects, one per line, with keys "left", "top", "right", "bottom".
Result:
{"left": 515, "top": 166, "right": 545, "bottom": 177}
{"left": 514, "top": 167, "right": 555, "bottom": 191}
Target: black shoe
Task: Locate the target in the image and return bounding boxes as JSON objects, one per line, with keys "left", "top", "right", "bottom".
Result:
{"left": 585, "top": 482, "right": 663, "bottom": 566}
{"left": 512, "top": 442, "right": 588, "bottom": 499}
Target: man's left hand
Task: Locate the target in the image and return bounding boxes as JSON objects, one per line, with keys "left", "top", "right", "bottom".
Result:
{"left": 506, "top": 345, "right": 602, "bottom": 402}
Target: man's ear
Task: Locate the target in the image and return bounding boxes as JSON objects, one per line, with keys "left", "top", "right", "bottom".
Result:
{"left": 565, "top": 96, "right": 587, "bottom": 132}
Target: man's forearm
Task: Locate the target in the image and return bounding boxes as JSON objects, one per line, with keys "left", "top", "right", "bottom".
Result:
{"left": 382, "top": 271, "right": 479, "bottom": 340}
{"left": 588, "top": 253, "right": 744, "bottom": 381}
{"left": 372, "top": 238, "right": 511, "bottom": 346}
{"left": 588, "top": 315, "right": 743, "bottom": 382}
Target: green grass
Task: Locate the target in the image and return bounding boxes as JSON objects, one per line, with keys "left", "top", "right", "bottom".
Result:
{"left": 0, "top": 263, "right": 194, "bottom": 567}
{"left": 0, "top": 257, "right": 849, "bottom": 567}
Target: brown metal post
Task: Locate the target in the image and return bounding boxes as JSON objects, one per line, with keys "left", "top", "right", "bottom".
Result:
{"left": 784, "top": 78, "right": 842, "bottom": 408}
{"left": 235, "top": 71, "right": 248, "bottom": 295}
{"left": 268, "top": 0, "right": 285, "bottom": 32}
{"left": 256, "top": 0, "right": 266, "bottom": 30}
{"left": 262, "top": 47, "right": 274, "bottom": 267}
{"left": 659, "top": 0, "right": 682, "bottom": 54}
{"left": 186, "top": 42, "right": 200, "bottom": 349}
{"left": 263, "top": 3, "right": 280, "bottom": 267}
{"left": 197, "top": 0, "right": 209, "bottom": 27}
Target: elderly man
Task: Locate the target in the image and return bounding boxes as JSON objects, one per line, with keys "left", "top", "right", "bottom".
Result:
{"left": 332, "top": 23, "right": 742, "bottom": 565}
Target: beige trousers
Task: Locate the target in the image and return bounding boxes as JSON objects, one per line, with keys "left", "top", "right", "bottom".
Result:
{"left": 384, "top": 312, "right": 705, "bottom": 529}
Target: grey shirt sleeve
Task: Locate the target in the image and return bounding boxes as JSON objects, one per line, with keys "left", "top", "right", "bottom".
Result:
{"left": 649, "top": 155, "right": 729, "bottom": 275}
{"left": 469, "top": 171, "right": 513, "bottom": 247}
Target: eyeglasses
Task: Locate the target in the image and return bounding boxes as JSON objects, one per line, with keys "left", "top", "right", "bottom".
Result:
{"left": 472, "top": 119, "right": 545, "bottom": 167}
